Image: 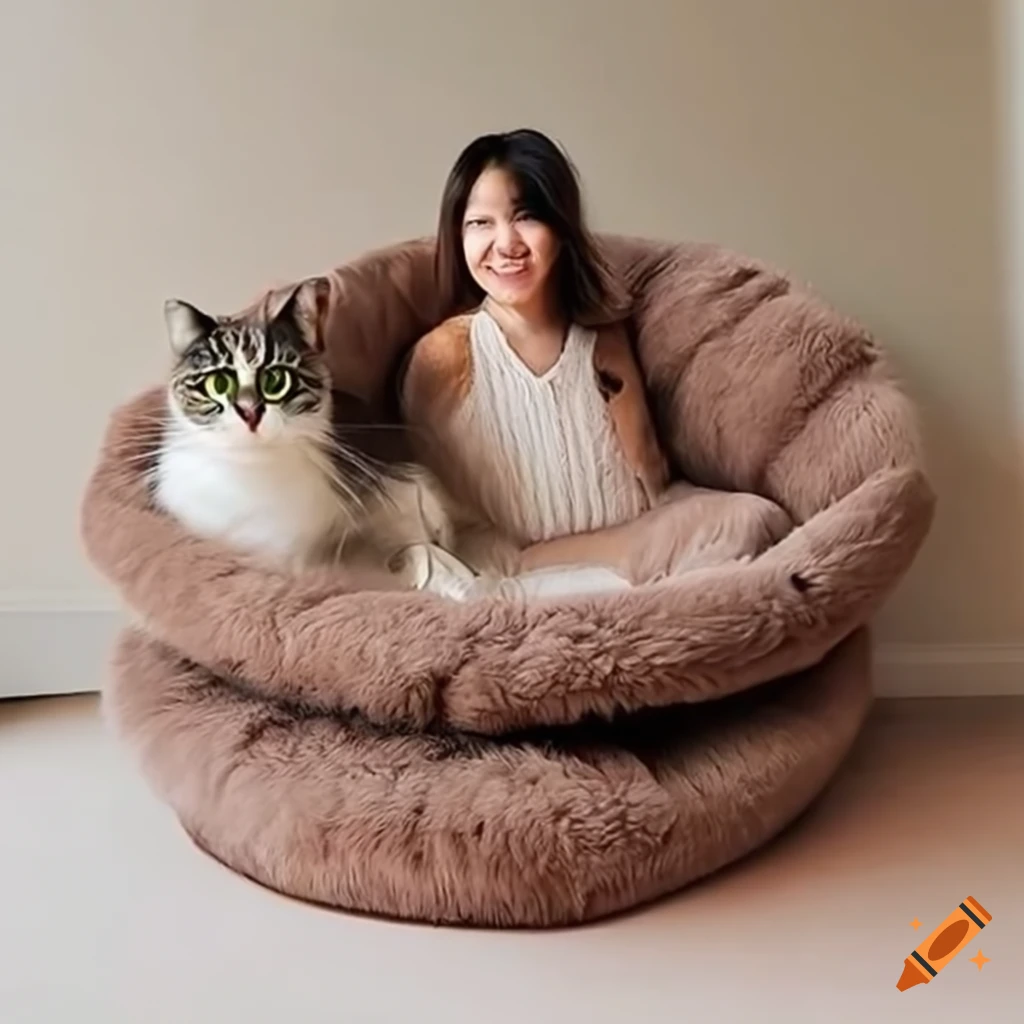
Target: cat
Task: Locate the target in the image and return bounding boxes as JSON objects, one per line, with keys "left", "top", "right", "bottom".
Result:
{"left": 152, "top": 279, "right": 479, "bottom": 597}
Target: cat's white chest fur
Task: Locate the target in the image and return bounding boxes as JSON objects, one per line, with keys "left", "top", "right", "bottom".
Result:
{"left": 154, "top": 421, "right": 346, "bottom": 568}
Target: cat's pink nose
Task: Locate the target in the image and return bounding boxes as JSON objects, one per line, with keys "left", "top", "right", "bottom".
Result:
{"left": 234, "top": 402, "right": 264, "bottom": 432}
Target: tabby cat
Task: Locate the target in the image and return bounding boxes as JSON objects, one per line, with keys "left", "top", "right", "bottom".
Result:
{"left": 152, "top": 280, "right": 476, "bottom": 596}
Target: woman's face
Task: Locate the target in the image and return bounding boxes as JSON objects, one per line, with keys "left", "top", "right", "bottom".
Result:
{"left": 461, "top": 166, "right": 561, "bottom": 314}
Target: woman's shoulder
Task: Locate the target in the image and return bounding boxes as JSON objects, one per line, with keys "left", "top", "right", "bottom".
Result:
{"left": 413, "top": 311, "right": 476, "bottom": 365}
{"left": 398, "top": 312, "right": 476, "bottom": 420}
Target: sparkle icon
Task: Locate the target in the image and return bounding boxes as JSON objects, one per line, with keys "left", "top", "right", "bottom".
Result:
{"left": 969, "top": 950, "right": 990, "bottom": 971}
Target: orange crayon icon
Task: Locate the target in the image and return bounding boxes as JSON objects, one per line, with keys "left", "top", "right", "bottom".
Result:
{"left": 897, "top": 896, "right": 992, "bottom": 991}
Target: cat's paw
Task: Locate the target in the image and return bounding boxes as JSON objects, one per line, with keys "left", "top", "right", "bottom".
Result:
{"left": 391, "top": 543, "right": 478, "bottom": 601}
{"left": 388, "top": 545, "right": 430, "bottom": 589}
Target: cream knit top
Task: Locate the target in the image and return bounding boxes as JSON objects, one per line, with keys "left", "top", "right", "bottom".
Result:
{"left": 450, "top": 308, "right": 650, "bottom": 546}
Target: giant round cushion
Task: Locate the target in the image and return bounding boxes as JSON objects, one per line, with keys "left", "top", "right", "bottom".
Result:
{"left": 81, "top": 235, "right": 934, "bottom": 927}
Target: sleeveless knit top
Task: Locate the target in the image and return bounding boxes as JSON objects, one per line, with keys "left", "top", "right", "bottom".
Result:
{"left": 449, "top": 309, "right": 651, "bottom": 546}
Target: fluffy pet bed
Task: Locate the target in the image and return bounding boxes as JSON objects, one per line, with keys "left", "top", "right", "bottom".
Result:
{"left": 81, "top": 235, "right": 934, "bottom": 927}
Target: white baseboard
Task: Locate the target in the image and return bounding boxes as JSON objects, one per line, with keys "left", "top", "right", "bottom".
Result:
{"left": 1, "top": 606, "right": 1022, "bottom": 700}
{"left": 873, "top": 643, "right": 1024, "bottom": 697}
{"left": 0, "top": 604, "right": 125, "bottom": 699}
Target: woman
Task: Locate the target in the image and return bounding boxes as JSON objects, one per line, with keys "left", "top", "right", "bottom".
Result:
{"left": 400, "top": 128, "right": 672, "bottom": 579}
{"left": 400, "top": 128, "right": 789, "bottom": 589}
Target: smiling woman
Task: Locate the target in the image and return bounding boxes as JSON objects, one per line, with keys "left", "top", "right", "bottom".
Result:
{"left": 435, "top": 128, "right": 630, "bottom": 332}
{"left": 401, "top": 129, "right": 680, "bottom": 568}
{"left": 401, "top": 130, "right": 782, "bottom": 579}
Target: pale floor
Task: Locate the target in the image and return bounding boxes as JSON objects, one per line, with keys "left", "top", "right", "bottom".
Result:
{"left": 1, "top": 694, "right": 1021, "bottom": 1024}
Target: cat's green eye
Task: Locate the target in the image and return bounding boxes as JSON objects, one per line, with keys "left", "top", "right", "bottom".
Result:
{"left": 259, "top": 366, "right": 293, "bottom": 403}
{"left": 203, "top": 370, "right": 237, "bottom": 402}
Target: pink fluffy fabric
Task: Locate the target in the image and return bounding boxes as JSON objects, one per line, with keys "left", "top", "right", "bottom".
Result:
{"left": 80, "top": 235, "right": 934, "bottom": 926}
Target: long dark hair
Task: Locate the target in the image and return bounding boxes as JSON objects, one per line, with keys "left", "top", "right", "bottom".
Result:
{"left": 434, "top": 128, "right": 629, "bottom": 326}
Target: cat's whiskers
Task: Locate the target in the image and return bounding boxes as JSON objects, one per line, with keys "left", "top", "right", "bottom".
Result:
{"left": 325, "top": 435, "right": 394, "bottom": 485}
{"left": 335, "top": 423, "right": 415, "bottom": 434}
{"left": 333, "top": 445, "right": 389, "bottom": 491}
{"left": 310, "top": 449, "right": 372, "bottom": 516}
{"left": 117, "top": 451, "right": 165, "bottom": 470}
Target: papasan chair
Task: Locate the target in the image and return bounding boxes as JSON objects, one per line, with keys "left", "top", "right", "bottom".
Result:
{"left": 80, "top": 234, "right": 934, "bottom": 927}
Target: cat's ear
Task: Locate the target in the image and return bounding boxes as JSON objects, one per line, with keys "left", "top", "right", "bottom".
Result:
{"left": 164, "top": 299, "right": 217, "bottom": 356}
{"left": 267, "top": 277, "right": 330, "bottom": 350}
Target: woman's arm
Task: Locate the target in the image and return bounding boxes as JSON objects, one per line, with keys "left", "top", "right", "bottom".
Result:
{"left": 399, "top": 316, "right": 527, "bottom": 574}
{"left": 398, "top": 315, "right": 474, "bottom": 431}
{"left": 521, "top": 482, "right": 793, "bottom": 583}
{"left": 593, "top": 322, "right": 671, "bottom": 504}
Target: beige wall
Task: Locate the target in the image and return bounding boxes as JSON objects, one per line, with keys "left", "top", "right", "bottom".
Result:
{"left": 1, "top": 1, "right": 1019, "bottom": 689}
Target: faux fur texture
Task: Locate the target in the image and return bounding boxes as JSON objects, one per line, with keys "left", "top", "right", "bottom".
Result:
{"left": 81, "top": 235, "right": 934, "bottom": 927}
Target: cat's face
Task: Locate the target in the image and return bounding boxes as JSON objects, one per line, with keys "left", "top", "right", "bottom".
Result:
{"left": 163, "top": 281, "right": 331, "bottom": 445}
